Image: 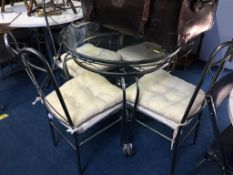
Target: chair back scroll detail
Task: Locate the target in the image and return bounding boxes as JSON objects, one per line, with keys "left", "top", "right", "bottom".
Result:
{"left": 3, "top": 32, "right": 20, "bottom": 59}
{"left": 18, "top": 47, "right": 74, "bottom": 127}
{"left": 181, "top": 41, "right": 233, "bottom": 124}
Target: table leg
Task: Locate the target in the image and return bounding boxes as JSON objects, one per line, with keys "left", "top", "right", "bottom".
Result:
{"left": 120, "top": 77, "right": 134, "bottom": 156}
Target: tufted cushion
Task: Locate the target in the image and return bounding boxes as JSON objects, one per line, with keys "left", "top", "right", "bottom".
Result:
{"left": 117, "top": 42, "right": 166, "bottom": 70}
{"left": 58, "top": 43, "right": 122, "bottom": 77}
{"left": 76, "top": 43, "right": 122, "bottom": 70}
{"left": 59, "top": 53, "right": 88, "bottom": 77}
{"left": 46, "top": 70, "right": 123, "bottom": 128}
{"left": 126, "top": 70, "right": 205, "bottom": 124}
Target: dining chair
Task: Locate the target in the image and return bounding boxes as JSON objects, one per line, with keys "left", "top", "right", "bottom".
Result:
{"left": 0, "top": 31, "right": 23, "bottom": 110}
{"left": 126, "top": 41, "right": 233, "bottom": 174}
{"left": 204, "top": 71, "right": 233, "bottom": 174}
{"left": 117, "top": 41, "right": 194, "bottom": 72}
{"left": 1, "top": 29, "right": 34, "bottom": 78}
{"left": 3, "top": 32, "right": 20, "bottom": 58}
{"left": 56, "top": 22, "right": 123, "bottom": 78}
{"left": 18, "top": 47, "right": 124, "bottom": 175}
{"left": 0, "top": 40, "right": 15, "bottom": 78}
{"left": 57, "top": 42, "right": 122, "bottom": 78}
{"left": 117, "top": 41, "right": 168, "bottom": 70}
{"left": 0, "top": 32, "right": 20, "bottom": 78}
{"left": 190, "top": 71, "right": 233, "bottom": 175}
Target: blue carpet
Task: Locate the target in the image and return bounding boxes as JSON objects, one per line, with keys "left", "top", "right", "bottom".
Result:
{"left": 0, "top": 60, "right": 232, "bottom": 175}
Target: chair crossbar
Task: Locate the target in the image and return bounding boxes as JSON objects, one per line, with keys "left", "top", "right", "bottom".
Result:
{"left": 179, "top": 119, "right": 199, "bottom": 145}
{"left": 79, "top": 118, "right": 121, "bottom": 147}
{"left": 50, "top": 117, "right": 121, "bottom": 150}
{"left": 50, "top": 121, "right": 77, "bottom": 150}
{"left": 135, "top": 119, "right": 173, "bottom": 142}
{"left": 136, "top": 116, "right": 200, "bottom": 148}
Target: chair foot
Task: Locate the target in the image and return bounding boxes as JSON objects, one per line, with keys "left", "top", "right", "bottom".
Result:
{"left": 170, "top": 129, "right": 182, "bottom": 175}
{"left": 74, "top": 133, "right": 82, "bottom": 175}
{"left": 192, "top": 112, "right": 202, "bottom": 145}
{"left": 122, "top": 143, "right": 134, "bottom": 157}
{"left": 192, "top": 121, "right": 200, "bottom": 145}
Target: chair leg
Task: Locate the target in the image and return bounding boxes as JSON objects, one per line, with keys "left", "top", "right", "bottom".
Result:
{"left": 207, "top": 96, "right": 228, "bottom": 170}
{"left": 73, "top": 133, "right": 82, "bottom": 175}
{"left": 48, "top": 118, "right": 57, "bottom": 146}
{"left": 192, "top": 111, "right": 203, "bottom": 144}
{"left": 171, "top": 127, "right": 182, "bottom": 175}
{"left": 0, "top": 65, "right": 4, "bottom": 78}
{"left": 0, "top": 100, "right": 4, "bottom": 111}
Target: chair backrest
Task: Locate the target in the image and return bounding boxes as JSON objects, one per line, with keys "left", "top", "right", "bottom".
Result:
{"left": 0, "top": 33, "right": 12, "bottom": 62}
{"left": 181, "top": 41, "right": 233, "bottom": 124}
{"left": 18, "top": 47, "right": 74, "bottom": 127}
{"left": 206, "top": 64, "right": 233, "bottom": 171}
{"left": 3, "top": 32, "right": 20, "bottom": 59}
{"left": 209, "top": 71, "right": 233, "bottom": 109}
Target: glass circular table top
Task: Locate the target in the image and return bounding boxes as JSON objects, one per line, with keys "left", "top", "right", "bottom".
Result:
{"left": 60, "top": 22, "right": 181, "bottom": 76}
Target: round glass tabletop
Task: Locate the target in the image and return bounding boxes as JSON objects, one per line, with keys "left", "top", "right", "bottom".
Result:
{"left": 60, "top": 22, "right": 181, "bottom": 76}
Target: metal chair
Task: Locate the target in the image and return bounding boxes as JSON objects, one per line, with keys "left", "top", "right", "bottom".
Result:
{"left": 0, "top": 33, "right": 19, "bottom": 78}
{"left": 57, "top": 22, "right": 123, "bottom": 78}
{"left": 117, "top": 41, "right": 169, "bottom": 70}
{"left": 18, "top": 47, "right": 124, "bottom": 175}
{"left": 1, "top": 29, "right": 33, "bottom": 78}
{"left": 195, "top": 71, "right": 233, "bottom": 174}
{"left": 3, "top": 32, "right": 20, "bottom": 58}
{"left": 126, "top": 41, "right": 233, "bottom": 174}
{"left": 0, "top": 30, "right": 31, "bottom": 110}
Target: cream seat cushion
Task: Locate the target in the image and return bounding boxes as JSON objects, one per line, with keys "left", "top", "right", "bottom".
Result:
{"left": 126, "top": 70, "right": 205, "bottom": 124}
{"left": 46, "top": 70, "right": 123, "bottom": 128}
{"left": 59, "top": 53, "right": 88, "bottom": 77}
{"left": 58, "top": 43, "right": 122, "bottom": 77}
{"left": 117, "top": 42, "right": 166, "bottom": 70}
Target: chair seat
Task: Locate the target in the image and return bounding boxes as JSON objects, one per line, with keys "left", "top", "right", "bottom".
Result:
{"left": 58, "top": 43, "right": 122, "bottom": 77}
{"left": 58, "top": 53, "right": 87, "bottom": 77}
{"left": 46, "top": 71, "right": 123, "bottom": 129}
{"left": 126, "top": 70, "right": 205, "bottom": 124}
{"left": 117, "top": 42, "right": 166, "bottom": 70}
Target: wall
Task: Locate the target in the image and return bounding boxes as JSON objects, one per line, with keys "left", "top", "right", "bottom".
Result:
{"left": 199, "top": 0, "right": 233, "bottom": 68}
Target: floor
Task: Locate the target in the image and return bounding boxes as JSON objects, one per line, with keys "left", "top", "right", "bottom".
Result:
{"left": 0, "top": 60, "right": 231, "bottom": 175}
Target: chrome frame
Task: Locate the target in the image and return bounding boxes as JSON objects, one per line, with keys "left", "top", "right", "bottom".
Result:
{"left": 18, "top": 47, "right": 128, "bottom": 175}
{"left": 128, "top": 41, "right": 233, "bottom": 175}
